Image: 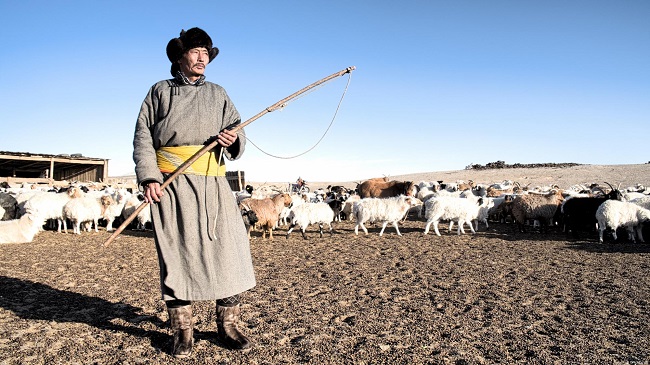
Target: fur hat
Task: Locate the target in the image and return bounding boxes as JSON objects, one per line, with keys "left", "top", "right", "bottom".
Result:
{"left": 166, "top": 27, "right": 219, "bottom": 76}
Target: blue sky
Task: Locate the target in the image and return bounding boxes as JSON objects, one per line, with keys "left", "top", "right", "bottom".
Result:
{"left": 1, "top": 1, "right": 648, "bottom": 183}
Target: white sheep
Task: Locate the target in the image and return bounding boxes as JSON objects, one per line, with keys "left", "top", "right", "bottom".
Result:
{"left": 63, "top": 195, "right": 115, "bottom": 234}
{"left": 353, "top": 195, "right": 415, "bottom": 236}
{"left": 424, "top": 196, "right": 486, "bottom": 236}
{"left": 120, "top": 193, "right": 151, "bottom": 230}
{"left": 596, "top": 200, "right": 650, "bottom": 243}
{"left": 286, "top": 202, "right": 335, "bottom": 239}
{"left": 0, "top": 212, "right": 45, "bottom": 244}
{"left": 23, "top": 186, "right": 83, "bottom": 232}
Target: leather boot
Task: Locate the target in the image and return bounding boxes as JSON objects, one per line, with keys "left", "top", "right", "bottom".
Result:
{"left": 216, "top": 304, "right": 252, "bottom": 350}
{"left": 167, "top": 305, "right": 194, "bottom": 358}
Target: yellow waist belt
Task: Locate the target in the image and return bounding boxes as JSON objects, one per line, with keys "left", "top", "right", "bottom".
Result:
{"left": 156, "top": 145, "right": 226, "bottom": 176}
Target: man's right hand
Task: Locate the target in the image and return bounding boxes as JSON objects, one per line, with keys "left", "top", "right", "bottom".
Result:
{"left": 144, "top": 182, "right": 163, "bottom": 203}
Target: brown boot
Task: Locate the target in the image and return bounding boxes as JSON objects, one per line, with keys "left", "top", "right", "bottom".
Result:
{"left": 216, "top": 304, "right": 252, "bottom": 350}
{"left": 167, "top": 305, "right": 194, "bottom": 358}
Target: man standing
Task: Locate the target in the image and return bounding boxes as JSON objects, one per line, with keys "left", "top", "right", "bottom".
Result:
{"left": 133, "top": 27, "right": 256, "bottom": 357}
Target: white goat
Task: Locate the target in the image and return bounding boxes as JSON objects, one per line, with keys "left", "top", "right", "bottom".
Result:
{"left": 353, "top": 195, "right": 414, "bottom": 236}
{"left": 596, "top": 200, "right": 650, "bottom": 243}
{"left": 286, "top": 202, "right": 335, "bottom": 239}
{"left": 423, "top": 196, "right": 486, "bottom": 236}
{"left": 0, "top": 212, "right": 45, "bottom": 244}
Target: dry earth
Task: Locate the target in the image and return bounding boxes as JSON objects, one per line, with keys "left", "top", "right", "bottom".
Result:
{"left": 1, "top": 164, "right": 650, "bottom": 365}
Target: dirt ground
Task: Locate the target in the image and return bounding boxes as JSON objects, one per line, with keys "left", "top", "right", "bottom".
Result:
{"left": 1, "top": 217, "right": 650, "bottom": 364}
{"left": 1, "top": 164, "right": 649, "bottom": 364}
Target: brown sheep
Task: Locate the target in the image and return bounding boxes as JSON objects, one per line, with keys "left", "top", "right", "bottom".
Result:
{"left": 356, "top": 179, "right": 416, "bottom": 199}
{"left": 239, "top": 193, "right": 292, "bottom": 240}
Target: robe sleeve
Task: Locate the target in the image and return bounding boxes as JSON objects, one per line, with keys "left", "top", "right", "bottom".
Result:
{"left": 221, "top": 91, "right": 246, "bottom": 161}
{"left": 133, "top": 85, "right": 165, "bottom": 186}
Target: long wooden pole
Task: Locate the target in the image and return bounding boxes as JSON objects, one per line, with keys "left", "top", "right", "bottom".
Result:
{"left": 103, "top": 66, "right": 355, "bottom": 246}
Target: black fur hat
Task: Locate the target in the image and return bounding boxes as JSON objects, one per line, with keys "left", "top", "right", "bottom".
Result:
{"left": 166, "top": 27, "right": 219, "bottom": 76}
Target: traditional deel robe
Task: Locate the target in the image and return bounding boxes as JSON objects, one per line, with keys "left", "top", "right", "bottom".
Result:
{"left": 133, "top": 77, "right": 256, "bottom": 301}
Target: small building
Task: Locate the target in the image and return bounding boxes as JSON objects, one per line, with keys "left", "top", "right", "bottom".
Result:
{"left": 0, "top": 151, "right": 108, "bottom": 187}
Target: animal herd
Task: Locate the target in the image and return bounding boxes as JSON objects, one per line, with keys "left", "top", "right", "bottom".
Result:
{"left": 236, "top": 178, "right": 650, "bottom": 243}
{"left": 1, "top": 177, "right": 649, "bottom": 245}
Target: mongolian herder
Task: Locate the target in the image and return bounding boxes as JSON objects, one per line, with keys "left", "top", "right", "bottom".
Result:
{"left": 132, "top": 27, "right": 256, "bottom": 357}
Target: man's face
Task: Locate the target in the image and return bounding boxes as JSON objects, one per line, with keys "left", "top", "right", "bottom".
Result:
{"left": 178, "top": 47, "right": 209, "bottom": 79}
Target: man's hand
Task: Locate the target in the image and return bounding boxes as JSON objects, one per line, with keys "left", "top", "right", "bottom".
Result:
{"left": 216, "top": 128, "right": 238, "bottom": 148}
{"left": 144, "top": 182, "right": 163, "bottom": 203}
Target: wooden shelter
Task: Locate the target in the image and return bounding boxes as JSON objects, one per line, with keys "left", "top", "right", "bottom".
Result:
{"left": 0, "top": 151, "right": 108, "bottom": 186}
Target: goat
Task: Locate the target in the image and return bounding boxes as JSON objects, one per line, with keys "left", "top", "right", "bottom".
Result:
{"left": 423, "top": 196, "right": 487, "bottom": 236}
{"left": 357, "top": 179, "right": 416, "bottom": 199}
{"left": 353, "top": 195, "right": 414, "bottom": 236}
{"left": 239, "top": 193, "right": 292, "bottom": 240}
{"left": 560, "top": 182, "right": 623, "bottom": 238}
{"left": 286, "top": 202, "right": 336, "bottom": 239}
{"left": 0, "top": 192, "right": 18, "bottom": 220}
{"left": 511, "top": 189, "right": 565, "bottom": 233}
{"left": 596, "top": 200, "right": 650, "bottom": 243}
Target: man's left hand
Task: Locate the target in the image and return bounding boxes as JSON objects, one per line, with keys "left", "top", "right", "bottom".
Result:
{"left": 217, "top": 129, "right": 238, "bottom": 147}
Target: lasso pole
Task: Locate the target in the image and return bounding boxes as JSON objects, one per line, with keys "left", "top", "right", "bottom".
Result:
{"left": 103, "top": 66, "right": 355, "bottom": 246}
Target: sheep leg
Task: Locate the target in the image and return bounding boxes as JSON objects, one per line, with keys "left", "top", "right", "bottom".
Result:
{"left": 392, "top": 221, "right": 402, "bottom": 236}
{"left": 448, "top": 221, "right": 454, "bottom": 233}
{"left": 457, "top": 221, "right": 466, "bottom": 235}
{"left": 301, "top": 227, "right": 309, "bottom": 240}
{"left": 355, "top": 222, "right": 368, "bottom": 235}
{"left": 433, "top": 220, "right": 442, "bottom": 236}
{"left": 423, "top": 220, "right": 433, "bottom": 235}
{"left": 626, "top": 226, "right": 636, "bottom": 243}
{"left": 377, "top": 222, "right": 387, "bottom": 236}
{"left": 74, "top": 221, "right": 81, "bottom": 235}
{"left": 636, "top": 225, "right": 645, "bottom": 243}
{"left": 318, "top": 223, "right": 324, "bottom": 238}
{"left": 286, "top": 223, "right": 296, "bottom": 239}
{"left": 598, "top": 225, "right": 605, "bottom": 243}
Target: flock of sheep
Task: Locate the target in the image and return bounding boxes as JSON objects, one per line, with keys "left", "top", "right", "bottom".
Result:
{"left": 0, "top": 182, "right": 151, "bottom": 244}
{"left": 236, "top": 178, "right": 650, "bottom": 243}
{"left": 1, "top": 176, "right": 649, "bottom": 245}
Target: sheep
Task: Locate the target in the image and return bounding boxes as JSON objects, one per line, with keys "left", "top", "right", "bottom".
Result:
{"left": 63, "top": 195, "right": 116, "bottom": 234}
{"left": 486, "top": 181, "right": 521, "bottom": 197}
{"left": 357, "top": 179, "right": 416, "bottom": 199}
{"left": 353, "top": 195, "right": 415, "bottom": 236}
{"left": 120, "top": 193, "right": 152, "bottom": 230}
{"left": 596, "top": 200, "right": 650, "bottom": 243}
{"left": 0, "top": 211, "right": 45, "bottom": 244}
{"left": 341, "top": 194, "right": 361, "bottom": 221}
{"left": 510, "top": 189, "right": 565, "bottom": 232}
{"left": 22, "top": 186, "right": 83, "bottom": 232}
{"left": 630, "top": 196, "right": 650, "bottom": 210}
{"left": 239, "top": 193, "right": 292, "bottom": 240}
{"left": 423, "top": 196, "right": 487, "bottom": 236}
{"left": 286, "top": 202, "right": 336, "bottom": 239}
{"left": 102, "top": 189, "right": 132, "bottom": 231}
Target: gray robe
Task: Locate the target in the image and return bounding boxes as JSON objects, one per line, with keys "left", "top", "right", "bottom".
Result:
{"left": 133, "top": 78, "right": 256, "bottom": 301}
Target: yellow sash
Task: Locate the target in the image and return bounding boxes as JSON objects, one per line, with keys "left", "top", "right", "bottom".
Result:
{"left": 156, "top": 145, "right": 226, "bottom": 176}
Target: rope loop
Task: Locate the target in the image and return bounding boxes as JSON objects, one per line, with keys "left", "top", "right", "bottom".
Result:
{"left": 245, "top": 71, "right": 352, "bottom": 159}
